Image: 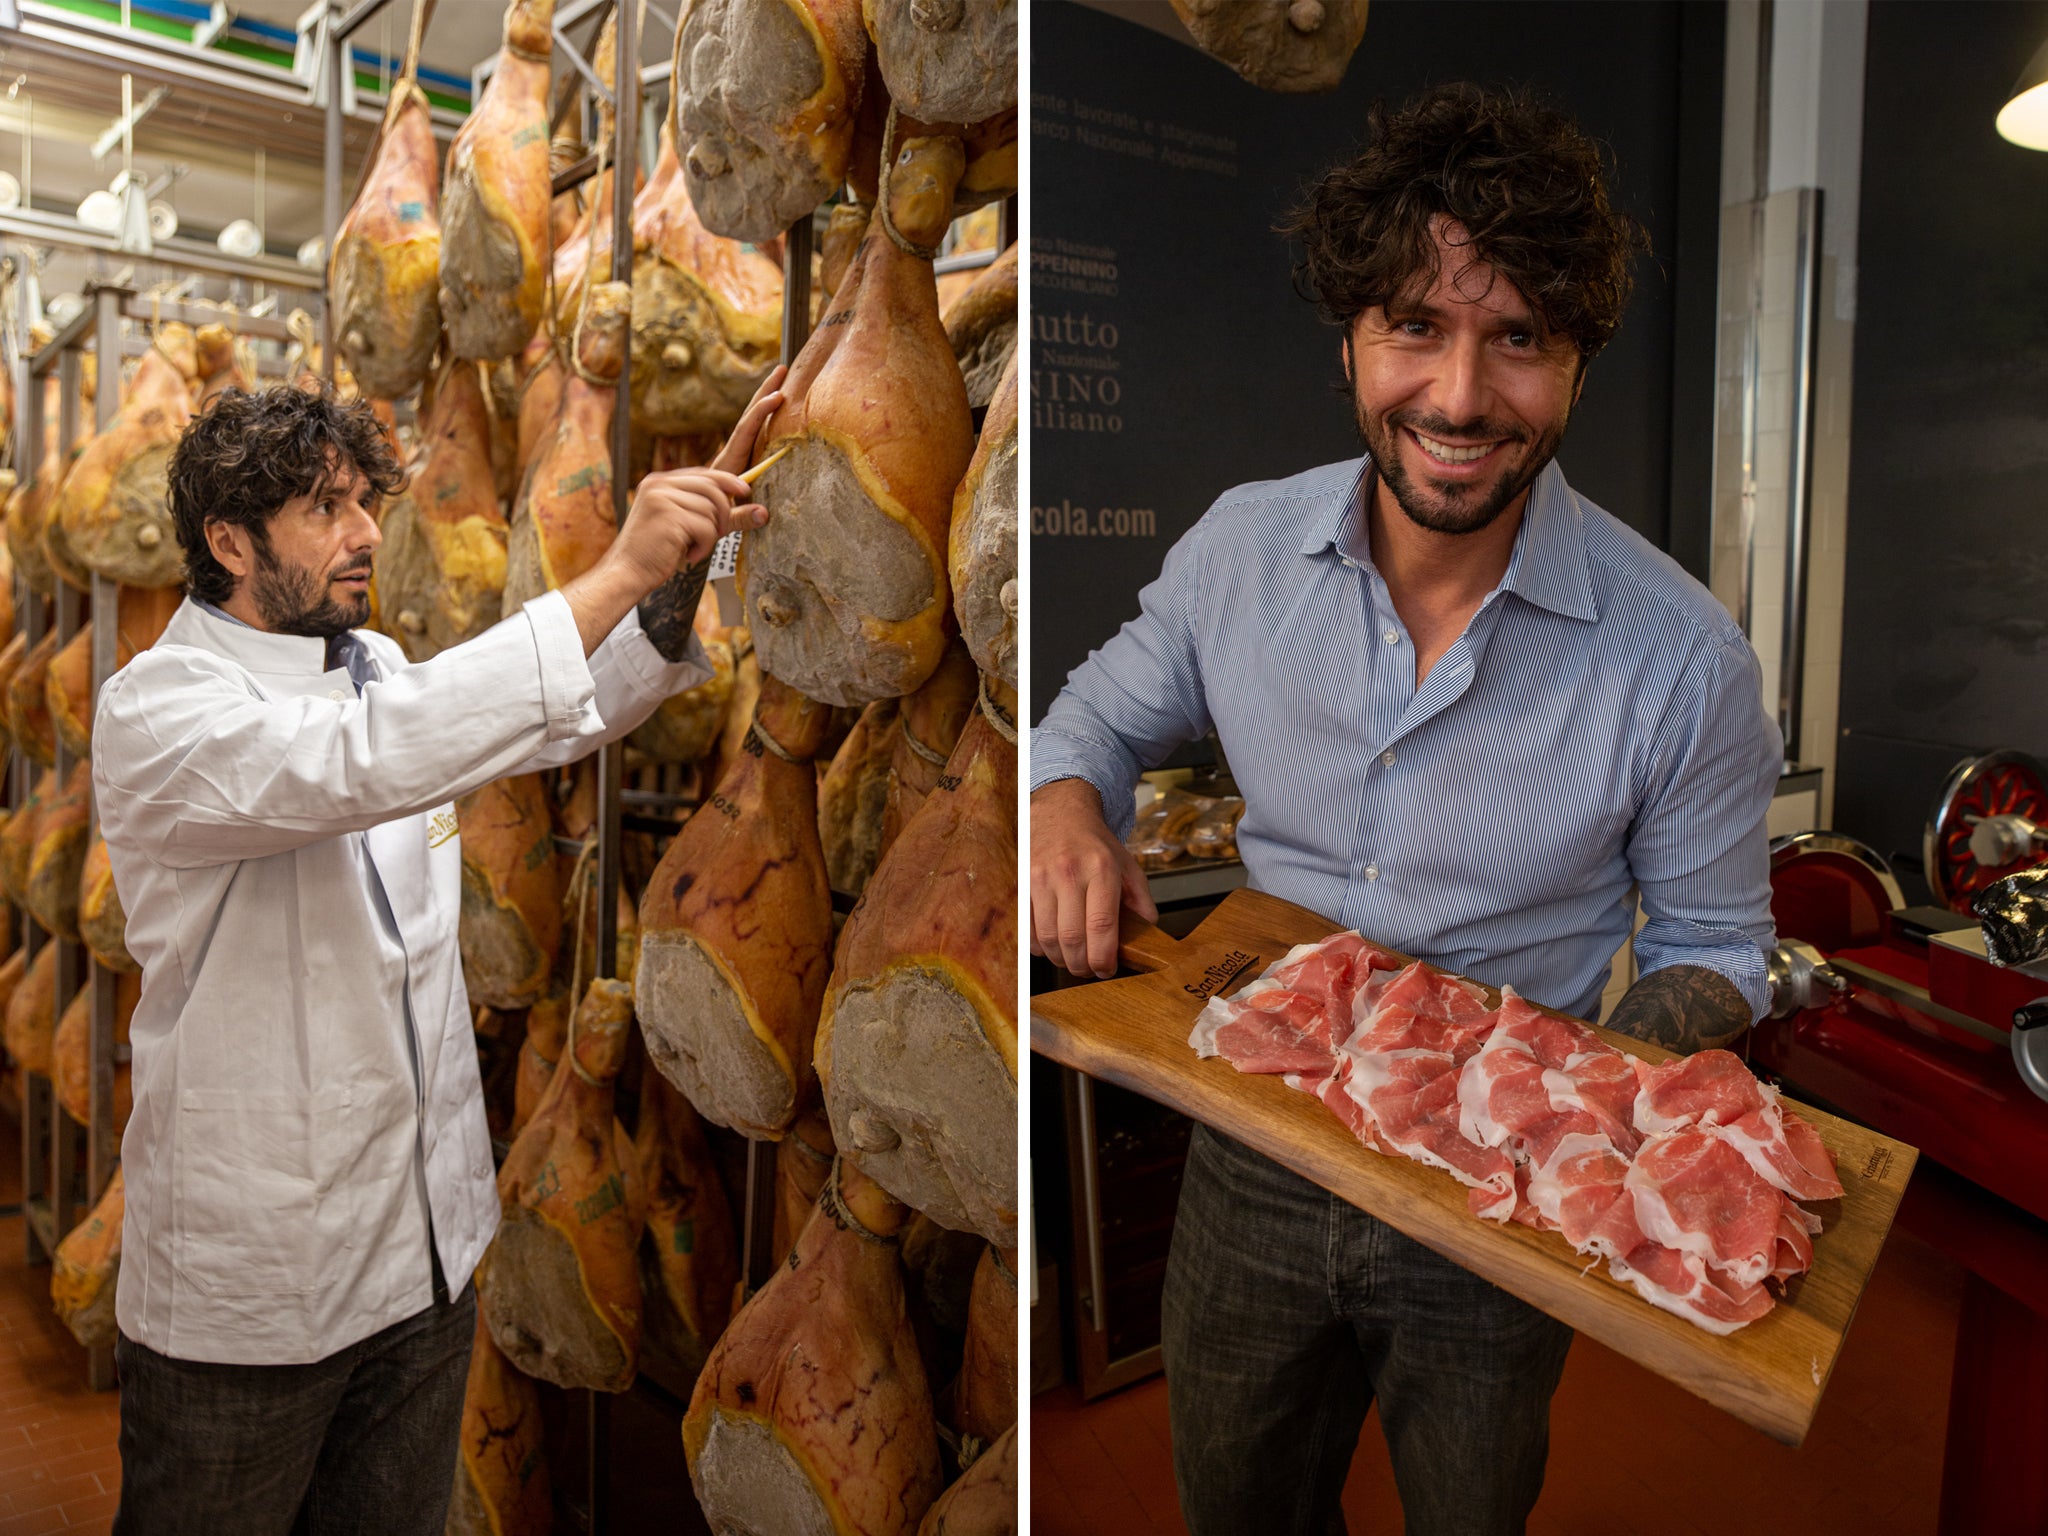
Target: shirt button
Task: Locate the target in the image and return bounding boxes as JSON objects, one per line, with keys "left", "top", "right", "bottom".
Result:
{"left": 1381, "top": 749, "right": 1396, "bottom": 767}
{"left": 329, "top": 689, "right": 349, "bottom": 701}
{"left": 1383, "top": 630, "right": 1399, "bottom": 645}
{"left": 1364, "top": 864, "right": 1380, "bottom": 882}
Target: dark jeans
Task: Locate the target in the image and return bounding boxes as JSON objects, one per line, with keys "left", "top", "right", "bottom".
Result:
{"left": 1162, "top": 1124, "right": 1575, "bottom": 1536}
{"left": 112, "top": 1283, "right": 476, "bottom": 1536}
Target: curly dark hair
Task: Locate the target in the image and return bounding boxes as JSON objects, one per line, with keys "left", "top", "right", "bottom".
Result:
{"left": 168, "top": 384, "right": 405, "bottom": 605}
{"left": 1282, "top": 82, "right": 1650, "bottom": 362}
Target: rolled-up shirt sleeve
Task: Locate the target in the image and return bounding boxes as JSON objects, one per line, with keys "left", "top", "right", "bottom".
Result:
{"left": 1626, "top": 629, "right": 1785, "bottom": 1022}
{"left": 1030, "top": 512, "right": 1217, "bottom": 840}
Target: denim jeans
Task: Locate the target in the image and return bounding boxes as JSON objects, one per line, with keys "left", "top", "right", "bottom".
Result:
{"left": 1161, "top": 1124, "right": 1575, "bottom": 1536}
{"left": 112, "top": 1282, "right": 476, "bottom": 1536}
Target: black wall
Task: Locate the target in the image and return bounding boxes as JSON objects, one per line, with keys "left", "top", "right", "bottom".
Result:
{"left": 1837, "top": 1, "right": 2048, "bottom": 876}
{"left": 1029, "top": 0, "right": 1727, "bottom": 724}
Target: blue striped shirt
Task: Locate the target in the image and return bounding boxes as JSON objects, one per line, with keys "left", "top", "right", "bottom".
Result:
{"left": 1031, "top": 456, "right": 1783, "bottom": 1026}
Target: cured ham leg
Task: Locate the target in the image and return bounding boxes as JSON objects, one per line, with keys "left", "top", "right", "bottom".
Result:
{"left": 79, "top": 835, "right": 137, "bottom": 966}
{"left": 52, "top": 326, "right": 198, "bottom": 589}
{"left": 5, "top": 633, "right": 57, "bottom": 768}
{"left": 54, "top": 971, "right": 141, "bottom": 1132}
{"left": 631, "top": 122, "right": 785, "bottom": 437}
{"left": 447, "top": 1312, "right": 553, "bottom": 1536}
{"left": 331, "top": 61, "right": 442, "bottom": 398}
{"left": 942, "top": 243, "right": 1016, "bottom": 411}
{"left": 737, "top": 148, "right": 974, "bottom": 707}
{"left": 457, "top": 774, "right": 562, "bottom": 1010}
{"left": 818, "top": 696, "right": 900, "bottom": 896}
{"left": 3, "top": 943, "right": 58, "bottom": 1078}
{"left": 949, "top": 356, "right": 1016, "bottom": 692}
{"left": 878, "top": 639, "right": 976, "bottom": 855}
{"left": 774, "top": 1108, "right": 837, "bottom": 1263}
{"left": 440, "top": 0, "right": 556, "bottom": 360}
{"left": 1166, "top": 0, "right": 1370, "bottom": 93}
{"left": 671, "top": 0, "right": 869, "bottom": 244}
{"left": 684, "top": 1158, "right": 944, "bottom": 1535}
{"left": 47, "top": 585, "right": 181, "bottom": 757}
{"left": 916, "top": 1422, "right": 1016, "bottom": 1536}
{"left": 25, "top": 761, "right": 90, "bottom": 942}
{"left": 51, "top": 1168, "right": 124, "bottom": 1349}
{"left": 629, "top": 577, "right": 737, "bottom": 766}
{"left": 950, "top": 1246, "right": 1017, "bottom": 1456}
{"left": 636, "top": 676, "right": 835, "bottom": 1139}
{"left": 864, "top": 0, "right": 1018, "bottom": 124}
{"left": 374, "top": 361, "right": 508, "bottom": 661}
{"left": 502, "top": 282, "right": 628, "bottom": 609}
{"left": 635, "top": 1068, "right": 741, "bottom": 1385}
{"left": 481, "top": 977, "right": 645, "bottom": 1391}
{"left": 511, "top": 990, "right": 570, "bottom": 1138}
{"left": 816, "top": 680, "right": 1017, "bottom": 1246}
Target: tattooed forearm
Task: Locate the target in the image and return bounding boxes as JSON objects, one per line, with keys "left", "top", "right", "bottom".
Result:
{"left": 638, "top": 560, "right": 711, "bottom": 663}
{"left": 1605, "top": 964, "right": 1752, "bottom": 1055}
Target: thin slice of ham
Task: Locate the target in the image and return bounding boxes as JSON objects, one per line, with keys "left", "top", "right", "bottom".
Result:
{"left": 1635, "top": 1051, "right": 1845, "bottom": 1202}
{"left": 1188, "top": 930, "right": 1402, "bottom": 1080}
{"left": 1624, "top": 1128, "right": 1789, "bottom": 1290}
{"left": 1606, "top": 1240, "right": 1778, "bottom": 1337}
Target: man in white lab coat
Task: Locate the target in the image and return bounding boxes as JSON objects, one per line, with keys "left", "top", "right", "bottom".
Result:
{"left": 93, "top": 373, "right": 781, "bottom": 1534}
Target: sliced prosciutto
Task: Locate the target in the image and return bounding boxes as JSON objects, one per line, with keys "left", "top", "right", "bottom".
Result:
{"left": 1635, "top": 1051, "right": 1845, "bottom": 1202}
{"left": 1187, "top": 930, "right": 1401, "bottom": 1080}
{"left": 1183, "top": 928, "right": 1843, "bottom": 1336}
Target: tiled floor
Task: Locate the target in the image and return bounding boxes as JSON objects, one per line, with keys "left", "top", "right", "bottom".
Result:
{"left": 0, "top": 1117, "right": 122, "bottom": 1536}
{"left": 1033, "top": 1223, "right": 1966, "bottom": 1535}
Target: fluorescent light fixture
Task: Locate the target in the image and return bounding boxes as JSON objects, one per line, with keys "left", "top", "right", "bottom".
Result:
{"left": 1999, "top": 36, "right": 2048, "bottom": 149}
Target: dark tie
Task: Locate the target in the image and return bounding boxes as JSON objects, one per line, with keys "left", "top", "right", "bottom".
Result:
{"left": 325, "top": 631, "right": 377, "bottom": 695}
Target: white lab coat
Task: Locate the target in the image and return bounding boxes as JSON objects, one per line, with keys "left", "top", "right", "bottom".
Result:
{"left": 92, "top": 591, "right": 705, "bottom": 1364}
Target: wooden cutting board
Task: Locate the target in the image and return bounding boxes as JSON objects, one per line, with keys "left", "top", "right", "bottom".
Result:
{"left": 1030, "top": 887, "right": 1918, "bottom": 1447}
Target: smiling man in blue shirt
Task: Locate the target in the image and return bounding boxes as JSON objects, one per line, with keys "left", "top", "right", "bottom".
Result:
{"left": 1031, "top": 84, "right": 1782, "bottom": 1536}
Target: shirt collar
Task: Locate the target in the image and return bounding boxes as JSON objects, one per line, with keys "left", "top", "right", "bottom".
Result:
{"left": 1303, "top": 455, "right": 1598, "bottom": 625}
{"left": 162, "top": 595, "right": 343, "bottom": 676}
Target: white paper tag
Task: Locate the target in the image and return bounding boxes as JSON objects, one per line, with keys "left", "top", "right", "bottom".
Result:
{"left": 708, "top": 531, "right": 741, "bottom": 581}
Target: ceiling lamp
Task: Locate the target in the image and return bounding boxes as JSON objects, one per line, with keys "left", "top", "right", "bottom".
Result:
{"left": 296, "top": 235, "right": 326, "bottom": 270}
{"left": 1998, "top": 35, "right": 2048, "bottom": 148}
{"left": 76, "top": 189, "right": 121, "bottom": 233}
{"left": 0, "top": 171, "right": 18, "bottom": 211}
{"left": 217, "top": 218, "right": 264, "bottom": 258}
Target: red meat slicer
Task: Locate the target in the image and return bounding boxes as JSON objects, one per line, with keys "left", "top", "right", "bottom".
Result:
{"left": 1757, "top": 822, "right": 2048, "bottom": 1534}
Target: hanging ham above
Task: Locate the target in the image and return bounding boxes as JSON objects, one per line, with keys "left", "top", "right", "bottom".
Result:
{"left": 949, "top": 1245, "right": 1017, "bottom": 1459}
{"left": 738, "top": 151, "right": 975, "bottom": 706}
{"left": 941, "top": 242, "right": 1016, "bottom": 411}
{"left": 79, "top": 833, "right": 137, "bottom": 975}
{"left": 773, "top": 1108, "right": 838, "bottom": 1262}
{"left": 863, "top": 0, "right": 1018, "bottom": 124}
{"left": 481, "top": 976, "right": 645, "bottom": 1391}
{"left": 54, "top": 971, "right": 141, "bottom": 1132}
{"left": 671, "top": 0, "right": 869, "bottom": 244}
{"left": 917, "top": 1422, "right": 1016, "bottom": 1536}
{"left": 1190, "top": 934, "right": 1846, "bottom": 1333}
{"left": 374, "top": 361, "right": 509, "bottom": 661}
{"left": 635, "top": 1067, "right": 741, "bottom": 1385}
{"left": 193, "top": 324, "right": 256, "bottom": 408}
{"left": 1166, "top": 0, "right": 1371, "bottom": 93}
{"left": 52, "top": 326, "right": 197, "bottom": 589}
{"left": 878, "top": 639, "right": 976, "bottom": 855}
{"left": 948, "top": 354, "right": 1015, "bottom": 692}
{"left": 503, "top": 281, "right": 629, "bottom": 609}
{"left": 440, "top": 0, "right": 556, "bottom": 361}
{"left": 456, "top": 773, "right": 562, "bottom": 1010}
{"left": 511, "top": 989, "right": 569, "bottom": 1138}
{"left": 330, "top": 3, "right": 442, "bottom": 401}
{"left": 25, "top": 760, "right": 91, "bottom": 942}
{"left": 818, "top": 695, "right": 900, "bottom": 897}
{"left": 6, "top": 631, "right": 58, "bottom": 768}
{"left": 51, "top": 1168, "right": 125, "bottom": 1350}
{"left": 447, "top": 1313, "right": 553, "bottom": 1536}
{"left": 636, "top": 676, "right": 836, "bottom": 1140}
{"left": 46, "top": 585, "right": 181, "bottom": 757}
{"left": 816, "top": 680, "right": 1018, "bottom": 1247}
{"left": 684, "top": 1157, "right": 944, "bottom": 1535}
{"left": 629, "top": 122, "right": 785, "bottom": 438}
{"left": 3, "top": 943, "right": 58, "bottom": 1079}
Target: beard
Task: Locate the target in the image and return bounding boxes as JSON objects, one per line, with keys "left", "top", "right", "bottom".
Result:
{"left": 247, "top": 543, "right": 372, "bottom": 638}
{"left": 1355, "top": 395, "right": 1568, "bottom": 537}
